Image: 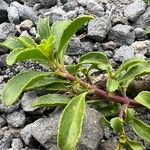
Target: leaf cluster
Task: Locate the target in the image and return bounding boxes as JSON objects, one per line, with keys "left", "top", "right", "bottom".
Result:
{"left": 0, "top": 16, "right": 150, "bottom": 150}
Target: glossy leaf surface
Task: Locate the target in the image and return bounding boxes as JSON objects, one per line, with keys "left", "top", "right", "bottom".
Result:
{"left": 58, "top": 92, "right": 86, "bottom": 150}
{"left": 131, "top": 117, "right": 150, "bottom": 141}
{"left": 37, "top": 17, "right": 51, "bottom": 40}
{"left": 6, "top": 48, "right": 49, "bottom": 66}
{"left": 2, "top": 71, "right": 49, "bottom": 105}
{"left": 32, "top": 94, "right": 70, "bottom": 107}
{"left": 135, "top": 91, "right": 150, "bottom": 109}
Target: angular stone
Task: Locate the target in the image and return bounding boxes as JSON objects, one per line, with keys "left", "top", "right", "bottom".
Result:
{"left": 113, "top": 45, "right": 134, "bottom": 62}
{"left": 11, "top": 1, "right": 37, "bottom": 22}
{"left": 67, "top": 37, "right": 83, "bottom": 55}
{"left": 0, "top": 0, "right": 8, "bottom": 24}
{"left": 135, "top": 6, "right": 150, "bottom": 28}
{"left": 7, "top": 111, "right": 26, "bottom": 128}
{"left": 0, "top": 23, "right": 17, "bottom": 42}
{"left": 88, "top": 16, "right": 111, "bottom": 42}
{"left": 0, "top": 131, "right": 13, "bottom": 150}
{"left": 21, "top": 91, "right": 45, "bottom": 114}
{"left": 130, "top": 41, "right": 150, "bottom": 56}
{"left": 8, "top": 6, "right": 20, "bottom": 24}
{"left": 108, "top": 24, "right": 135, "bottom": 46}
{"left": 78, "top": 0, "right": 104, "bottom": 17}
{"left": 11, "top": 138, "right": 23, "bottom": 150}
{"left": 124, "top": 0, "right": 146, "bottom": 21}
{"left": 21, "top": 107, "right": 103, "bottom": 149}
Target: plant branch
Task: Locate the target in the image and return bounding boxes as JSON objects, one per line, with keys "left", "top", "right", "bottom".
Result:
{"left": 59, "top": 71, "right": 142, "bottom": 108}
{"left": 119, "top": 104, "right": 128, "bottom": 118}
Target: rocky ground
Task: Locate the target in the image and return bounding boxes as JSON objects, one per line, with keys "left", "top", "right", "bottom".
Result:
{"left": 0, "top": 0, "right": 150, "bottom": 149}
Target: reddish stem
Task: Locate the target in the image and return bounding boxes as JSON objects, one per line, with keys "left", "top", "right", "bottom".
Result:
{"left": 119, "top": 104, "right": 128, "bottom": 118}
{"left": 60, "top": 71, "right": 142, "bottom": 108}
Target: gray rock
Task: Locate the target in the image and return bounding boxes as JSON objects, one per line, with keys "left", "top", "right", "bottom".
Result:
{"left": 78, "top": 0, "right": 104, "bottom": 16}
{"left": 130, "top": 40, "right": 150, "bottom": 55}
{"left": 134, "top": 27, "right": 145, "bottom": 39}
{"left": 22, "top": 0, "right": 40, "bottom": 7}
{"left": 76, "top": 107, "right": 103, "bottom": 150}
{"left": 39, "top": 0, "right": 57, "bottom": 8}
{"left": 11, "top": 138, "right": 23, "bottom": 150}
{"left": 0, "top": 0, "right": 8, "bottom": 24}
{"left": 20, "top": 123, "right": 33, "bottom": 145}
{"left": 48, "top": 7, "right": 66, "bottom": 24}
{"left": 0, "top": 131, "right": 13, "bottom": 150}
{"left": 135, "top": 6, "right": 150, "bottom": 28}
{"left": 88, "top": 16, "right": 111, "bottom": 42}
{"left": 62, "top": 1, "right": 77, "bottom": 11}
{"left": 7, "top": 111, "right": 26, "bottom": 128}
{"left": 108, "top": 24, "right": 135, "bottom": 46}
{"left": 124, "top": 0, "right": 147, "bottom": 21}
{"left": 20, "top": 20, "right": 34, "bottom": 31}
{"left": 11, "top": 1, "right": 37, "bottom": 22}
{"left": 21, "top": 91, "right": 45, "bottom": 114}
{"left": 0, "top": 116, "right": 6, "bottom": 128}
{"left": 8, "top": 6, "right": 20, "bottom": 24}
{"left": 81, "top": 41, "right": 94, "bottom": 52}
{"left": 113, "top": 45, "right": 134, "bottom": 62}
{"left": 67, "top": 37, "right": 83, "bottom": 55}
{"left": 100, "top": 138, "right": 118, "bottom": 150}
{"left": 64, "top": 10, "right": 78, "bottom": 20}
{"left": 112, "top": 16, "right": 128, "bottom": 26}
{"left": 0, "top": 23, "right": 17, "bottom": 42}
{"left": 21, "top": 107, "right": 103, "bottom": 149}
{"left": 102, "top": 41, "right": 117, "bottom": 50}
{"left": 29, "top": 27, "right": 37, "bottom": 37}
{"left": 0, "top": 101, "right": 20, "bottom": 114}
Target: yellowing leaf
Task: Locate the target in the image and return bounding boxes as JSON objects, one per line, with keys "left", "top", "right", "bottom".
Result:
{"left": 2, "top": 71, "right": 50, "bottom": 105}
{"left": 6, "top": 48, "right": 49, "bottom": 66}
{"left": 110, "top": 117, "right": 123, "bottom": 133}
{"left": 58, "top": 92, "right": 87, "bottom": 150}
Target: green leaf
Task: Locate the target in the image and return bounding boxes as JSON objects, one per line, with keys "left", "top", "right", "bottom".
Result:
{"left": 37, "top": 17, "right": 51, "bottom": 40}
{"left": 110, "top": 117, "right": 123, "bottom": 133}
{"left": 100, "top": 115, "right": 111, "bottom": 127}
{"left": 65, "top": 65, "right": 79, "bottom": 75}
{"left": 79, "top": 52, "right": 108, "bottom": 65}
{"left": 135, "top": 91, "right": 150, "bottom": 109}
{"left": 125, "top": 108, "right": 135, "bottom": 123}
{"left": 26, "top": 76, "right": 68, "bottom": 90}
{"left": 126, "top": 138, "right": 145, "bottom": 150}
{"left": 58, "top": 92, "right": 87, "bottom": 150}
{"left": 51, "top": 20, "right": 71, "bottom": 64}
{"left": 145, "top": 26, "right": 150, "bottom": 35}
{"left": 131, "top": 117, "right": 150, "bottom": 141}
{"left": 32, "top": 94, "right": 70, "bottom": 107}
{"left": 89, "top": 100, "right": 120, "bottom": 117}
{"left": 6, "top": 48, "right": 50, "bottom": 66}
{"left": 17, "top": 35, "right": 37, "bottom": 48}
{"left": 106, "top": 79, "right": 119, "bottom": 93}
{"left": 46, "top": 82, "right": 69, "bottom": 91}
{"left": 37, "top": 36, "right": 55, "bottom": 59}
{"left": 57, "top": 15, "right": 93, "bottom": 59}
{"left": 114, "top": 58, "right": 145, "bottom": 77}
{"left": 119, "top": 61, "right": 150, "bottom": 82}
{"left": 0, "top": 38, "right": 26, "bottom": 50}
{"left": 2, "top": 71, "right": 50, "bottom": 105}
